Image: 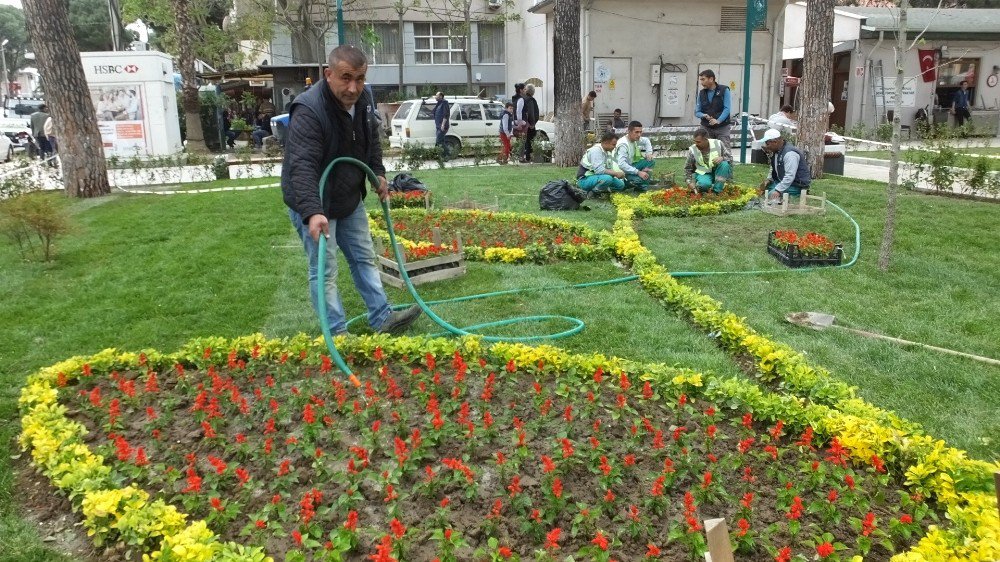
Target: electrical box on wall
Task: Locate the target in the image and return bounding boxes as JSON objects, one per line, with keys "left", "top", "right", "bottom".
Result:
{"left": 659, "top": 72, "right": 686, "bottom": 118}
{"left": 650, "top": 64, "right": 661, "bottom": 86}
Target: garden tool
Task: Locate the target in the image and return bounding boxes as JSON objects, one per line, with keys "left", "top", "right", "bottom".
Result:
{"left": 785, "top": 312, "right": 1000, "bottom": 367}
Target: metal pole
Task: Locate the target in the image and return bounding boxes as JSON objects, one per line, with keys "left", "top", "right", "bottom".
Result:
{"left": 0, "top": 39, "right": 8, "bottom": 102}
{"left": 337, "top": 0, "right": 345, "bottom": 46}
{"left": 739, "top": 2, "right": 754, "bottom": 164}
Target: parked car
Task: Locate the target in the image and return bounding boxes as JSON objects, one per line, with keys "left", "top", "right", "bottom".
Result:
{"left": 3, "top": 96, "right": 46, "bottom": 118}
{"left": 0, "top": 133, "right": 12, "bottom": 162}
{"left": 388, "top": 96, "right": 554, "bottom": 154}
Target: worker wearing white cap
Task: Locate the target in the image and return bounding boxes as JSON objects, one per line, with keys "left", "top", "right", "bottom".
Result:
{"left": 758, "top": 128, "right": 811, "bottom": 202}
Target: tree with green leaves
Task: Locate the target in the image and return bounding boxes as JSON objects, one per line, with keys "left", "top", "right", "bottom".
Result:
{"left": 22, "top": 0, "right": 111, "bottom": 197}
{"left": 0, "top": 6, "right": 29, "bottom": 95}
{"left": 122, "top": 0, "right": 248, "bottom": 69}
{"left": 69, "top": 0, "right": 135, "bottom": 51}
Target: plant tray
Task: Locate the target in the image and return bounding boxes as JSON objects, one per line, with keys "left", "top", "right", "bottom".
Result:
{"left": 767, "top": 232, "right": 843, "bottom": 268}
{"left": 375, "top": 228, "right": 466, "bottom": 288}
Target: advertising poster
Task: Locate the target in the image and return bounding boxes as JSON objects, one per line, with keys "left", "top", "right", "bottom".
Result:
{"left": 90, "top": 85, "right": 148, "bottom": 155}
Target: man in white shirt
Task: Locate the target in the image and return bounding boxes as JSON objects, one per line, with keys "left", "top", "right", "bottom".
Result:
{"left": 767, "top": 105, "right": 796, "bottom": 132}
{"left": 613, "top": 121, "right": 655, "bottom": 190}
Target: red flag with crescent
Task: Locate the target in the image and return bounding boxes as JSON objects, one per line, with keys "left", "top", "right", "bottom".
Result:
{"left": 918, "top": 49, "right": 937, "bottom": 82}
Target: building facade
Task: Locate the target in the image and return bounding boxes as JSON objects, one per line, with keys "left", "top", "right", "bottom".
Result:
{"left": 506, "top": 0, "right": 787, "bottom": 129}
{"left": 263, "top": 0, "right": 509, "bottom": 110}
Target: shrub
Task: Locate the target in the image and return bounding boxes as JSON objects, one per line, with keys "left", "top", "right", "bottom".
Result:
{"left": 400, "top": 142, "right": 444, "bottom": 171}
{"left": 0, "top": 192, "right": 71, "bottom": 261}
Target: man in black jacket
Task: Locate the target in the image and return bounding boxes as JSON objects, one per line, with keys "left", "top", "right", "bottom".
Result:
{"left": 694, "top": 69, "right": 732, "bottom": 146}
{"left": 282, "top": 45, "right": 421, "bottom": 336}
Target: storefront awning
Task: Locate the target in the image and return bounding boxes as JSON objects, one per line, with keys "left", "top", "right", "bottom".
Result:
{"left": 783, "top": 41, "right": 855, "bottom": 61}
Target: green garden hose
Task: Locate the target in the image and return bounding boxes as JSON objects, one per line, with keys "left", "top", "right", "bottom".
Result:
{"left": 315, "top": 157, "right": 862, "bottom": 379}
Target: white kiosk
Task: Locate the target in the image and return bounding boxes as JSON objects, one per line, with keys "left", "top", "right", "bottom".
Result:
{"left": 81, "top": 51, "right": 182, "bottom": 157}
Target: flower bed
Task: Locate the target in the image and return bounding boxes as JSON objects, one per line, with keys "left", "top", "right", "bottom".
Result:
{"left": 370, "top": 209, "right": 609, "bottom": 264}
{"left": 388, "top": 190, "right": 431, "bottom": 209}
{"left": 767, "top": 230, "right": 843, "bottom": 268}
{"left": 608, "top": 196, "right": 1000, "bottom": 561}
{"left": 20, "top": 335, "right": 959, "bottom": 561}
{"left": 626, "top": 184, "right": 757, "bottom": 218}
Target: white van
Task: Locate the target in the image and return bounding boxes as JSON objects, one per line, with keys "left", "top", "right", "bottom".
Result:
{"left": 389, "top": 96, "right": 553, "bottom": 154}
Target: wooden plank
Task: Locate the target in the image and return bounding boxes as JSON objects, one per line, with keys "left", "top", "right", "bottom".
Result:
{"left": 379, "top": 253, "right": 463, "bottom": 273}
{"left": 431, "top": 227, "right": 441, "bottom": 246}
{"left": 703, "top": 518, "right": 735, "bottom": 562}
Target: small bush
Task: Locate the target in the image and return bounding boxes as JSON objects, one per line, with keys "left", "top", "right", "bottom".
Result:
{"left": 400, "top": 142, "right": 444, "bottom": 171}
{"left": 0, "top": 193, "right": 71, "bottom": 261}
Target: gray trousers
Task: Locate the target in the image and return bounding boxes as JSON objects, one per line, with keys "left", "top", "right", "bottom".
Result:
{"left": 707, "top": 124, "right": 732, "bottom": 147}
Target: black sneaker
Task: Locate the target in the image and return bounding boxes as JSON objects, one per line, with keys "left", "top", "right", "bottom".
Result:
{"left": 378, "top": 305, "right": 422, "bottom": 335}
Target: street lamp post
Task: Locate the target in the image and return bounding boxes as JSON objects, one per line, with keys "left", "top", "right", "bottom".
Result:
{"left": 1, "top": 39, "right": 9, "bottom": 105}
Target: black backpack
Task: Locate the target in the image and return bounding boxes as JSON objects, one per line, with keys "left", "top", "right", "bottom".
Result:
{"left": 539, "top": 180, "right": 586, "bottom": 211}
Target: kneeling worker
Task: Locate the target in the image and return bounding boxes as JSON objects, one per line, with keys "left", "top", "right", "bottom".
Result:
{"left": 578, "top": 131, "right": 626, "bottom": 194}
{"left": 758, "top": 128, "right": 811, "bottom": 202}
{"left": 684, "top": 128, "right": 733, "bottom": 194}
{"left": 614, "top": 121, "right": 655, "bottom": 190}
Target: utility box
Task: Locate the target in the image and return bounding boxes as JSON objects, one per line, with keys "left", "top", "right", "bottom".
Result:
{"left": 80, "top": 51, "right": 182, "bottom": 157}
{"left": 659, "top": 72, "right": 686, "bottom": 118}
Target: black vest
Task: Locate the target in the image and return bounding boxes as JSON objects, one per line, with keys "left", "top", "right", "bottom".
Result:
{"left": 699, "top": 85, "right": 730, "bottom": 128}
{"left": 771, "top": 142, "right": 812, "bottom": 188}
{"left": 281, "top": 85, "right": 379, "bottom": 218}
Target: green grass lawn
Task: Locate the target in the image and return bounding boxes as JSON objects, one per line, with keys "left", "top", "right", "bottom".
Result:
{"left": 1, "top": 159, "right": 998, "bottom": 559}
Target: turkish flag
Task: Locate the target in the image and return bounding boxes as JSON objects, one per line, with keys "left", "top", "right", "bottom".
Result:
{"left": 918, "top": 49, "right": 937, "bottom": 82}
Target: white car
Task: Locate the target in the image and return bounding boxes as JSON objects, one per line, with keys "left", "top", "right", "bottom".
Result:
{"left": 389, "top": 96, "right": 554, "bottom": 154}
{"left": 0, "top": 133, "right": 12, "bottom": 162}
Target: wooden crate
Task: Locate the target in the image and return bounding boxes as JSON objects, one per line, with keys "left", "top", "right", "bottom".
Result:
{"left": 761, "top": 190, "right": 827, "bottom": 216}
{"left": 375, "top": 228, "right": 466, "bottom": 288}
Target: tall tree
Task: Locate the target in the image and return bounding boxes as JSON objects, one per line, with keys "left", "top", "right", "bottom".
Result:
{"left": 0, "top": 6, "right": 29, "bottom": 95}
{"left": 391, "top": 0, "right": 421, "bottom": 94}
{"left": 124, "top": 0, "right": 242, "bottom": 69}
{"left": 22, "top": 0, "right": 110, "bottom": 197}
{"left": 69, "top": 0, "right": 135, "bottom": 51}
{"left": 798, "top": 0, "right": 835, "bottom": 178}
{"left": 172, "top": 0, "right": 207, "bottom": 151}
{"left": 552, "top": 0, "right": 582, "bottom": 167}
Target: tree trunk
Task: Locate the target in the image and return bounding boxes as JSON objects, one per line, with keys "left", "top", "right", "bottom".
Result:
{"left": 173, "top": 0, "right": 207, "bottom": 152}
{"left": 22, "top": 0, "right": 110, "bottom": 197}
{"left": 799, "top": 0, "right": 834, "bottom": 179}
{"left": 463, "top": 4, "right": 473, "bottom": 95}
{"left": 553, "top": 0, "right": 583, "bottom": 167}
{"left": 878, "top": 0, "right": 907, "bottom": 271}
{"left": 397, "top": 10, "right": 405, "bottom": 94}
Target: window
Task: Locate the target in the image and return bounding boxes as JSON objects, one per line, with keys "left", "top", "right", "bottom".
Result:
{"left": 936, "top": 58, "right": 979, "bottom": 109}
{"left": 484, "top": 104, "right": 506, "bottom": 120}
{"left": 459, "top": 103, "right": 483, "bottom": 121}
{"left": 414, "top": 23, "right": 467, "bottom": 65}
{"left": 478, "top": 23, "right": 504, "bottom": 63}
{"left": 720, "top": 6, "right": 768, "bottom": 32}
{"left": 393, "top": 102, "right": 414, "bottom": 121}
{"left": 416, "top": 103, "right": 437, "bottom": 120}
{"left": 343, "top": 23, "right": 401, "bottom": 65}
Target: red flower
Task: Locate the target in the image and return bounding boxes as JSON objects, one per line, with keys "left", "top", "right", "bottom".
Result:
{"left": 871, "top": 454, "right": 887, "bottom": 473}
{"left": 541, "top": 456, "right": 556, "bottom": 473}
{"left": 741, "top": 492, "right": 753, "bottom": 509}
{"left": 737, "top": 518, "right": 750, "bottom": 536}
{"left": 646, "top": 543, "right": 661, "bottom": 557}
{"left": 741, "top": 412, "right": 753, "bottom": 428}
{"left": 368, "top": 535, "right": 396, "bottom": 562}
{"left": 862, "top": 511, "right": 877, "bottom": 536}
{"left": 604, "top": 489, "right": 615, "bottom": 502}
{"left": 292, "top": 530, "right": 302, "bottom": 545}
{"left": 900, "top": 514, "right": 914, "bottom": 524}
{"left": 786, "top": 496, "right": 803, "bottom": 520}
{"left": 344, "top": 511, "right": 358, "bottom": 531}
{"left": 701, "top": 471, "right": 713, "bottom": 489}
{"left": 816, "top": 542, "right": 835, "bottom": 558}
{"left": 551, "top": 478, "right": 563, "bottom": 498}
{"left": 591, "top": 531, "right": 609, "bottom": 551}
{"left": 210, "top": 497, "right": 223, "bottom": 511}
{"left": 828, "top": 489, "right": 838, "bottom": 503}
{"left": 255, "top": 519, "right": 266, "bottom": 529}
{"left": 544, "top": 528, "right": 561, "bottom": 550}
{"left": 389, "top": 518, "right": 406, "bottom": 539}
{"left": 497, "top": 546, "right": 513, "bottom": 558}
{"left": 774, "top": 546, "right": 792, "bottom": 562}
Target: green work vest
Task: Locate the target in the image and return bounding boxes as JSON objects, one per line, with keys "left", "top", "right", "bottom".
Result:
{"left": 690, "top": 139, "right": 722, "bottom": 175}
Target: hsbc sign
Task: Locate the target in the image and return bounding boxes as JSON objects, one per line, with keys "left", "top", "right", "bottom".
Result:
{"left": 93, "top": 64, "right": 140, "bottom": 74}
